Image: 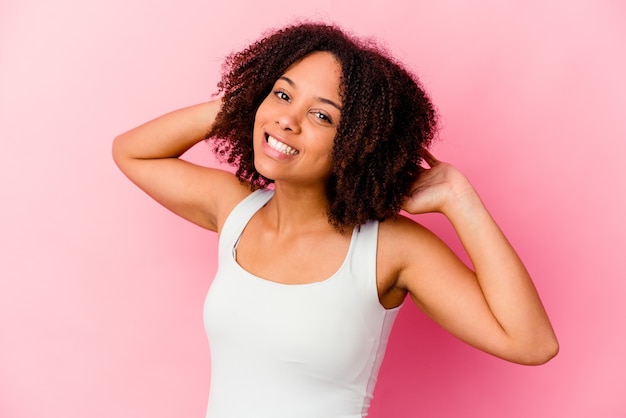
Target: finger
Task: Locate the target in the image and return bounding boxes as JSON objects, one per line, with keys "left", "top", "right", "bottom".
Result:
{"left": 420, "top": 147, "right": 440, "bottom": 167}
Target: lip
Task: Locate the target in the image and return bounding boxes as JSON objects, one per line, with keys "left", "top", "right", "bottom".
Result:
{"left": 261, "top": 132, "right": 300, "bottom": 159}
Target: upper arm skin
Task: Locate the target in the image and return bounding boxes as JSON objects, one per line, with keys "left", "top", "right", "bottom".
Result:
{"left": 379, "top": 216, "right": 519, "bottom": 361}
{"left": 113, "top": 153, "right": 250, "bottom": 231}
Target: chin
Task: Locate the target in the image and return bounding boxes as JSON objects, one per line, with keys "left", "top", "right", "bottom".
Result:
{"left": 252, "top": 157, "right": 277, "bottom": 182}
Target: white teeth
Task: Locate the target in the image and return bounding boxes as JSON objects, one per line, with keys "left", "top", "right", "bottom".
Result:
{"left": 267, "top": 135, "right": 299, "bottom": 155}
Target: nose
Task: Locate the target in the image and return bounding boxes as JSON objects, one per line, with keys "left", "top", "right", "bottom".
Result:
{"left": 276, "top": 109, "right": 301, "bottom": 134}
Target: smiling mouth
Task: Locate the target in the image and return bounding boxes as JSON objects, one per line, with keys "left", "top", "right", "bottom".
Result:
{"left": 266, "top": 135, "right": 299, "bottom": 155}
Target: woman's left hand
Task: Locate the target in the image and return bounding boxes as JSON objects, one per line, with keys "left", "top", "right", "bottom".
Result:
{"left": 401, "top": 148, "right": 476, "bottom": 216}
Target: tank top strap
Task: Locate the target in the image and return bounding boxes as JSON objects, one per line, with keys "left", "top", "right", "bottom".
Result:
{"left": 345, "top": 220, "right": 382, "bottom": 309}
{"left": 218, "top": 189, "right": 274, "bottom": 260}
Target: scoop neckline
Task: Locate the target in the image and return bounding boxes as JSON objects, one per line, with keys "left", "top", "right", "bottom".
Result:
{"left": 230, "top": 193, "right": 358, "bottom": 288}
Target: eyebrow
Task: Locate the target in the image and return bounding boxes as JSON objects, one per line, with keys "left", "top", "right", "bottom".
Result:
{"left": 279, "top": 76, "right": 342, "bottom": 111}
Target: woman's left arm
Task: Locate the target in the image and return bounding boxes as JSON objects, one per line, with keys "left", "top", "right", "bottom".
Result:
{"left": 398, "top": 149, "right": 558, "bottom": 365}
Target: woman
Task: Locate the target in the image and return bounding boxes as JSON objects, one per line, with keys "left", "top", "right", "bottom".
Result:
{"left": 112, "top": 23, "right": 558, "bottom": 418}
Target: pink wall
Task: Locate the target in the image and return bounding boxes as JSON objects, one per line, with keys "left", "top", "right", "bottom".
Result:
{"left": 1, "top": 0, "right": 624, "bottom": 417}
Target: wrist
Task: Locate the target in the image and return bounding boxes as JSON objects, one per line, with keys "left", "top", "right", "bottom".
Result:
{"left": 441, "top": 178, "right": 483, "bottom": 220}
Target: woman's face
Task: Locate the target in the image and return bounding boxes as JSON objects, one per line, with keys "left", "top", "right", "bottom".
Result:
{"left": 253, "top": 51, "right": 342, "bottom": 186}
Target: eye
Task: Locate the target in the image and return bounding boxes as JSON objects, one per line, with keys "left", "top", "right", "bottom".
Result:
{"left": 313, "top": 111, "right": 333, "bottom": 124}
{"left": 274, "top": 89, "right": 290, "bottom": 101}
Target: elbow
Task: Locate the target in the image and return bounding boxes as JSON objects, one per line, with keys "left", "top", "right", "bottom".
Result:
{"left": 513, "top": 337, "right": 560, "bottom": 366}
{"left": 111, "top": 134, "right": 124, "bottom": 164}
{"left": 112, "top": 133, "right": 133, "bottom": 170}
{"left": 522, "top": 345, "right": 559, "bottom": 366}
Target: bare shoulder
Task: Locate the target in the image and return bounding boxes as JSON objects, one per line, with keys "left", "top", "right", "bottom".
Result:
{"left": 376, "top": 215, "right": 444, "bottom": 308}
{"left": 185, "top": 167, "right": 254, "bottom": 232}
{"left": 378, "top": 214, "right": 441, "bottom": 265}
{"left": 210, "top": 170, "right": 255, "bottom": 232}
{"left": 377, "top": 214, "right": 468, "bottom": 306}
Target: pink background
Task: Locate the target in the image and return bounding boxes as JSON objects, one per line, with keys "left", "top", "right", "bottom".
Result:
{"left": 1, "top": 0, "right": 625, "bottom": 417}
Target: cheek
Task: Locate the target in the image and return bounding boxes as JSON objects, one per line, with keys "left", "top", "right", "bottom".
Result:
{"left": 252, "top": 102, "right": 270, "bottom": 141}
{"left": 254, "top": 94, "right": 273, "bottom": 120}
{"left": 315, "top": 140, "right": 336, "bottom": 172}
{"left": 253, "top": 104, "right": 264, "bottom": 128}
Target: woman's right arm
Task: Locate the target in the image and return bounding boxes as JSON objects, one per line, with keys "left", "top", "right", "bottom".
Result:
{"left": 112, "top": 100, "right": 250, "bottom": 232}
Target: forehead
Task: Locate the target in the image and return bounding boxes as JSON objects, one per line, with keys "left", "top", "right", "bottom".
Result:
{"left": 281, "top": 51, "right": 342, "bottom": 100}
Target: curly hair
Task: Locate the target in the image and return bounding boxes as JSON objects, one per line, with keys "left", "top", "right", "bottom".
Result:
{"left": 207, "top": 22, "right": 438, "bottom": 229}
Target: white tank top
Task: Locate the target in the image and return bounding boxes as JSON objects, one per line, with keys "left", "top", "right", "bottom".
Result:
{"left": 203, "top": 189, "right": 401, "bottom": 417}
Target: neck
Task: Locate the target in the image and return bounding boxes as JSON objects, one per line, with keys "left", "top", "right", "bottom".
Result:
{"left": 261, "top": 182, "right": 333, "bottom": 234}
